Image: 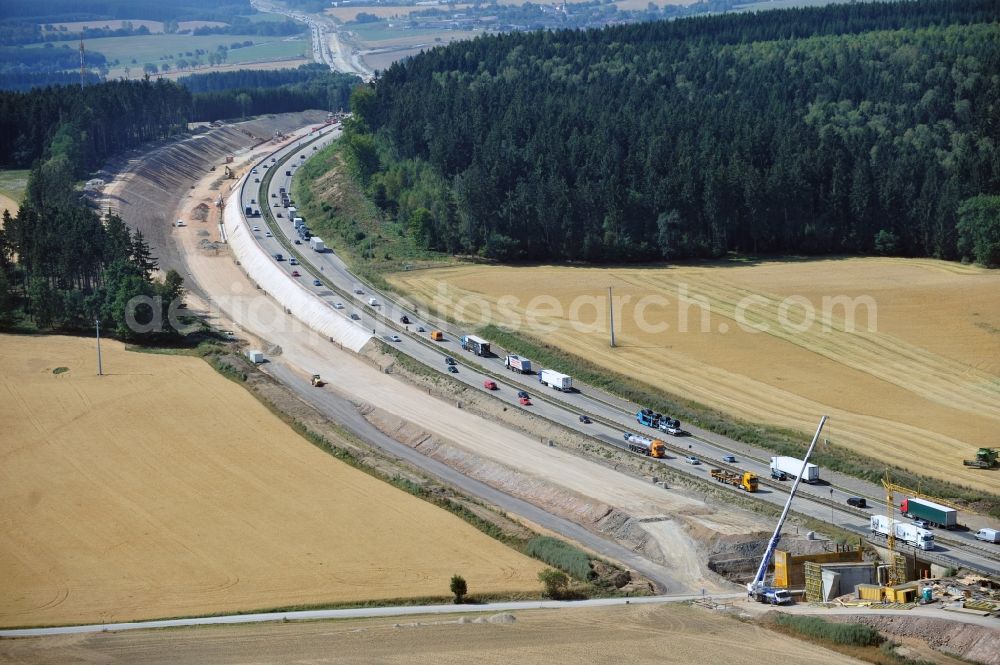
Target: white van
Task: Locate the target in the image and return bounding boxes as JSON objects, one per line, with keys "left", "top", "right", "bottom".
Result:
{"left": 368, "top": 297, "right": 379, "bottom": 307}
{"left": 976, "top": 528, "right": 1000, "bottom": 543}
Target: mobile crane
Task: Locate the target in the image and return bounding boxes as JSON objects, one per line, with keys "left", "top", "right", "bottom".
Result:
{"left": 747, "top": 415, "right": 828, "bottom": 605}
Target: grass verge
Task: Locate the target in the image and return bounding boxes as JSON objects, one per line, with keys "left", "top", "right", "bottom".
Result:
{"left": 761, "top": 613, "right": 937, "bottom": 665}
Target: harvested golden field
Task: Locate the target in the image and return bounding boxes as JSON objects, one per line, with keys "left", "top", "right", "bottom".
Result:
{"left": 0, "top": 335, "right": 544, "bottom": 628}
{"left": 389, "top": 258, "right": 1000, "bottom": 493}
{"left": 0, "top": 603, "right": 866, "bottom": 665}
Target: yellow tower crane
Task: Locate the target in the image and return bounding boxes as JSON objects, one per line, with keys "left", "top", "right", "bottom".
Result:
{"left": 882, "top": 471, "right": 898, "bottom": 586}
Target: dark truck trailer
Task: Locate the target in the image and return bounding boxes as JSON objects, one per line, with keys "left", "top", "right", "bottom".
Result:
{"left": 460, "top": 335, "right": 490, "bottom": 356}
{"left": 900, "top": 497, "right": 957, "bottom": 529}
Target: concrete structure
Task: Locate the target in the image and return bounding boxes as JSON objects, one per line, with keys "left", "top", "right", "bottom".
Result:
{"left": 773, "top": 547, "right": 863, "bottom": 588}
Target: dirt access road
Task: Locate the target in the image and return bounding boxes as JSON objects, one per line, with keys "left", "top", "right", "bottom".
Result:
{"left": 164, "top": 121, "right": 771, "bottom": 595}
{"left": 0, "top": 603, "right": 864, "bottom": 665}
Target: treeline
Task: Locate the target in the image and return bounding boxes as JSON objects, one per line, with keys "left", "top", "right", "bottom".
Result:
{"left": 188, "top": 67, "right": 359, "bottom": 121}
{"left": 179, "top": 64, "right": 333, "bottom": 93}
{"left": 0, "top": 79, "right": 191, "bottom": 170}
{"left": 192, "top": 18, "right": 304, "bottom": 37}
{"left": 0, "top": 144, "right": 183, "bottom": 339}
{"left": 0, "top": 0, "right": 251, "bottom": 23}
{"left": 351, "top": 0, "right": 1000, "bottom": 263}
{"left": 0, "top": 45, "right": 107, "bottom": 91}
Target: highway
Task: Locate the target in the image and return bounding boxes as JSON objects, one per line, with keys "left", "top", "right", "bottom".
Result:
{"left": 236, "top": 124, "right": 1000, "bottom": 577}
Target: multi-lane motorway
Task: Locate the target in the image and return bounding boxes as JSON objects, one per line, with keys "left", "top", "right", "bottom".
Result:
{"left": 238, "top": 124, "right": 999, "bottom": 576}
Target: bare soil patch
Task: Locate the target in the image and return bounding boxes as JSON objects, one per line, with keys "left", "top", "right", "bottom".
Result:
{"left": 389, "top": 258, "right": 1000, "bottom": 492}
{"left": 0, "top": 334, "right": 544, "bottom": 628}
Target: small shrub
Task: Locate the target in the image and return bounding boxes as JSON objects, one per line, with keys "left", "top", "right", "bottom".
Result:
{"left": 538, "top": 568, "right": 569, "bottom": 599}
{"left": 450, "top": 574, "right": 467, "bottom": 603}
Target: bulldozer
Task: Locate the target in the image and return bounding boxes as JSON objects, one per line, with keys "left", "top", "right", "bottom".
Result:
{"left": 310, "top": 374, "right": 324, "bottom": 387}
{"left": 963, "top": 448, "right": 999, "bottom": 469}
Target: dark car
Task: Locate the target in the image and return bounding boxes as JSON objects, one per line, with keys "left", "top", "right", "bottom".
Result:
{"left": 517, "top": 390, "right": 529, "bottom": 400}
{"left": 448, "top": 365, "right": 458, "bottom": 373}
{"left": 579, "top": 414, "right": 591, "bottom": 424}
{"left": 445, "top": 356, "right": 456, "bottom": 365}
{"left": 771, "top": 469, "right": 787, "bottom": 481}
{"left": 846, "top": 497, "right": 868, "bottom": 508}
{"left": 400, "top": 315, "right": 411, "bottom": 324}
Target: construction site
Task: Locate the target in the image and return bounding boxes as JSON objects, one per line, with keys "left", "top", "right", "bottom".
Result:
{"left": 2, "top": 111, "right": 997, "bottom": 665}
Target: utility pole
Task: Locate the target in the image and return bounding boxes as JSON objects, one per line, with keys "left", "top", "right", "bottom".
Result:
{"left": 79, "top": 38, "right": 86, "bottom": 87}
{"left": 95, "top": 319, "right": 103, "bottom": 376}
{"left": 608, "top": 286, "right": 616, "bottom": 348}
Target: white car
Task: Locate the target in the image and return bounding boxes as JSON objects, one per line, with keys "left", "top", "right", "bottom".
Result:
{"left": 388, "top": 335, "right": 401, "bottom": 343}
{"left": 265, "top": 231, "right": 272, "bottom": 237}
{"left": 252, "top": 226, "right": 260, "bottom": 232}
{"left": 334, "top": 302, "right": 344, "bottom": 310}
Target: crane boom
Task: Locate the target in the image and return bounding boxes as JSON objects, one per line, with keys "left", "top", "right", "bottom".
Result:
{"left": 747, "top": 415, "right": 828, "bottom": 600}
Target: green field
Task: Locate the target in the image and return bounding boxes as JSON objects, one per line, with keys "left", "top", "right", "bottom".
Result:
{"left": 26, "top": 32, "right": 307, "bottom": 68}
{"left": 0, "top": 170, "right": 29, "bottom": 205}
{"left": 350, "top": 24, "right": 478, "bottom": 46}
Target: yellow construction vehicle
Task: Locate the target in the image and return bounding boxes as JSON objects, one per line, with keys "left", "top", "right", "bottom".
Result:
{"left": 224, "top": 165, "right": 234, "bottom": 179}
{"left": 710, "top": 468, "right": 758, "bottom": 492}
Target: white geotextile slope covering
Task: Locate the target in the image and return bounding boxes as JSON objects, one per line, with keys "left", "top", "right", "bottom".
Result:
{"left": 225, "top": 188, "right": 372, "bottom": 352}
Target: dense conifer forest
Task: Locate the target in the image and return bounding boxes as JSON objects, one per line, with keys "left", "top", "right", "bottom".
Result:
{"left": 350, "top": 0, "right": 1000, "bottom": 263}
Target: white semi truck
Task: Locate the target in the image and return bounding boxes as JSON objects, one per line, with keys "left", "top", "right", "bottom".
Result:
{"left": 538, "top": 368, "right": 572, "bottom": 391}
{"left": 770, "top": 456, "right": 820, "bottom": 483}
{"left": 504, "top": 354, "right": 532, "bottom": 374}
{"left": 870, "top": 515, "right": 935, "bottom": 550}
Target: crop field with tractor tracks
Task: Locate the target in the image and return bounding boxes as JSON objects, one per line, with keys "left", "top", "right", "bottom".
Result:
{"left": 388, "top": 258, "right": 1000, "bottom": 494}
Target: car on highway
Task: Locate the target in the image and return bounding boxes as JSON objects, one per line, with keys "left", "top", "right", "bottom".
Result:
{"left": 272, "top": 193, "right": 277, "bottom": 198}
{"left": 685, "top": 456, "right": 701, "bottom": 465}
{"left": 400, "top": 315, "right": 410, "bottom": 324}
{"left": 912, "top": 519, "right": 930, "bottom": 529}
{"left": 274, "top": 253, "right": 283, "bottom": 261}
{"left": 251, "top": 168, "right": 258, "bottom": 174}
{"left": 517, "top": 390, "right": 529, "bottom": 400}
{"left": 388, "top": 335, "right": 402, "bottom": 343}
{"left": 265, "top": 231, "right": 272, "bottom": 237}
{"left": 294, "top": 239, "right": 301, "bottom": 244}
{"left": 445, "top": 356, "right": 456, "bottom": 365}
{"left": 350, "top": 313, "right": 360, "bottom": 320}
{"left": 416, "top": 326, "right": 426, "bottom": 332}
{"left": 847, "top": 497, "right": 868, "bottom": 508}
{"left": 354, "top": 288, "right": 364, "bottom": 295}
{"left": 289, "top": 258, "right": 298, "bottom": 265}
{"left": 254, "top": 178, "right": 260, "bottom": 183}
{"left": 334, "top": 302, "right": 344, "bottom": 309}
{"left": 291, "top": 270, "right": 300, "bottom": 277}
{"left": 722, "top": 455, "right": 737, "bottom": 463}
{"left": 250, "top": 198, "right": 255, "bottom": 204}
{"left": 313, "top": 279, "right": 322, "bottom": 286}
{"left": 252, "top": 226, "right": 260, "bottom": 232}
{"left": 578, "top": 414, "right": 591, "bottom": 424}
{"left": 483, "top": 380, "right": 498, "bottom": 390}
{"left": 519, "top": 396, "right": 532, "bottom": 406}
{"left": 448, "top": 365, "right": 458, "bottom": 373}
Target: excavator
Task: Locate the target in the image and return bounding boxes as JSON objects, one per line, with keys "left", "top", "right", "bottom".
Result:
{"left": 963, "top": 448, "right": 998, "bottom": 469}
{"left": 310, "top": 374, "right": 324, "bottom": 387}
{"left": 747, "top": 415, "right": 828, "bottom": 605}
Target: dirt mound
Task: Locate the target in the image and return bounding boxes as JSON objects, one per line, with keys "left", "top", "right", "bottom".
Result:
{"left": 95, "top": 111, "right": 328, "bottom": 275}
{"left": 827, "top": 614, "right": 1000, "bottom": 665}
